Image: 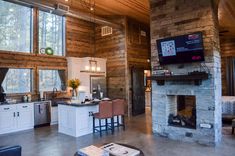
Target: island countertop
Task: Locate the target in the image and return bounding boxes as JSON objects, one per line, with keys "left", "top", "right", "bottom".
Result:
{"left": 56, "top": 101, "right": 99, "bottom": 107}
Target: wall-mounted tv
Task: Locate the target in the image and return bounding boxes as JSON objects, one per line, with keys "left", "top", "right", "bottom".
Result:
{"left": 157, "top": 32, "right": 205, "bottom": 65}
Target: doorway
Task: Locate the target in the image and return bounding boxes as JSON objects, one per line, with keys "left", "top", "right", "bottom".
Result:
{"left": 131, "top": 68, "right": 145, "bottom": 116}
{"left": 131, "top": 68, "right": 151, "bottom": 116}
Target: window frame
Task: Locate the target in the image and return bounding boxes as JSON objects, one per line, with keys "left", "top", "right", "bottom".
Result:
{"left": 38, "top": 10, "right": 66, "bottom": 56}
{"left": 38, "top": 68, "right": 66, "bottom": 92}
{"left": 2, "top": 68, "right": 33, "bottom": 94}
{"left": 0, "top": 1, "right": 34, "bottom": 53}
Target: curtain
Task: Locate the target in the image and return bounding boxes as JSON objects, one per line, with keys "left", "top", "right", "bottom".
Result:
{"left": 226, "top": 57, "right": 235, "bottom": 95}
{"left": 0, "top": 68, "right": 9, "bottom": 93}
{"left": 58, "top": 70, "right": 66, "bottom": 91}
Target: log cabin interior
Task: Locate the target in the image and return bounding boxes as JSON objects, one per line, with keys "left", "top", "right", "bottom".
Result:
{"left": 0, "top": 0, "right": 235, "bottom": 155}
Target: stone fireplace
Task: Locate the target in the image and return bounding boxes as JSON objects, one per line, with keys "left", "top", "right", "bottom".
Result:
{"left": 150, "top": 0, "right": 222, "bottom": 145}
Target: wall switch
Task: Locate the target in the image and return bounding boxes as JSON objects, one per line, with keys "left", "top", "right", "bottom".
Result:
{"left": 200, "top": 123, "right": 212, "bottom": 129}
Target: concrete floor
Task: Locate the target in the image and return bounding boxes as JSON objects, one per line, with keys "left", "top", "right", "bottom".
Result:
{"left": 0, "top": 110, "right": 235, "bottom": 156}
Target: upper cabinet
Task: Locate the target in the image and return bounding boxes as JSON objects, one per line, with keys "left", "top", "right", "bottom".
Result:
{"left": 67, "top": 57, "right": 107, "bottom": 95}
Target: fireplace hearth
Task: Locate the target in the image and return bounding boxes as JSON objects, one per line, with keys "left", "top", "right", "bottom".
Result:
{"left": 168, "top": 95, "right": 196, "bottom": 129}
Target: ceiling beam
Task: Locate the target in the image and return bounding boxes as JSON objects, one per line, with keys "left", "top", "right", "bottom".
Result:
{"left": 5, "top": 0, "right": 123, "bottom": 29}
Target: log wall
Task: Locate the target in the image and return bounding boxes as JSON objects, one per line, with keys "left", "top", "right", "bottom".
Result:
{"left": 95, "top": 17, "right": 150, "bottom": 116}
{"left": 66, "top": 17, "right": 95, "bottom": 57}
{"left": 95, "top": 17, "right": 127, "bottom": 101}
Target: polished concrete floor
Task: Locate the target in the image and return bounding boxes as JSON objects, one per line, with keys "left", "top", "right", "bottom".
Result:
{"left": 0, "top": 110, "right": 235, "bottom": 156}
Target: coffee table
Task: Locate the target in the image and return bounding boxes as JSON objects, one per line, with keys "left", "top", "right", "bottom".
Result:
{"left": 74, "top": 143, "right": 144, "bottom": 156}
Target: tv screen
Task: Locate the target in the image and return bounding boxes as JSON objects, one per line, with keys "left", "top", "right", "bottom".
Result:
{"left": 157, "top": 32, "right": 205, "bottom": 65}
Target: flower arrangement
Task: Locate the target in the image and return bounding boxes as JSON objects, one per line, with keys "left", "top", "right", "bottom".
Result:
{"left": 68, "top": 79, "right": 81, "bottom": 89}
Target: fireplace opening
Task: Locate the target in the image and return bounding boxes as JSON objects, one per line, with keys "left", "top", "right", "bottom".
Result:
{"left": 168, "top": 95, "right": 196, "bottom": 129}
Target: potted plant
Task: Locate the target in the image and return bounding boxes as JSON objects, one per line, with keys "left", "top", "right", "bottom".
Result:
{"left": 68, "top": 79, "right": 81, "bottom": 98}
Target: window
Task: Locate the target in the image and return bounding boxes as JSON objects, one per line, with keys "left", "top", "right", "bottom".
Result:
{"left": 39, "top": 11, "right": 65, "bottom": 56}
{"left": 0, "top": 1, "right": 32, "bottom": 52}
{"left": 2, "top": 69, "right": 32, "bottom": 93}
{"left": 39, "top": 70, "right": 65, "bottom": 91}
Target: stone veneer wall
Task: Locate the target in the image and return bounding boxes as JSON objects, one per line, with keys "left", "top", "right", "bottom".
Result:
{"left": 150, "top": 0, "right": 221, "bottom": 145}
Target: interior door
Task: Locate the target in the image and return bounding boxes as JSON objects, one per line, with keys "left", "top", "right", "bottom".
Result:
{"left": 132, "top": 68, "right": 145, "bottom": 116}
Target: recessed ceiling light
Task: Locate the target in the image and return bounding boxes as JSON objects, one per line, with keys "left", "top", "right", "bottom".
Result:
{"left": 90, "top": 7, "right": 94, "bottom": 11}
{"left": 65, "top": 0, "right": 68, "bottom": 2}
{"left": 9, "top": 8, "right": 14, "bottom": 12}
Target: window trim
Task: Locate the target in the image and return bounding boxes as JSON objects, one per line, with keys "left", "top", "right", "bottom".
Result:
{"left": 62, "top": 16, "right": 66, "bottom": 56}
{"left": 30, "top": 7, "right": 34, "bottom": 53}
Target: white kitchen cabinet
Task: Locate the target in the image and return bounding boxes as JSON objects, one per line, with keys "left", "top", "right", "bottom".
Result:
{"left": 16, "top": 103, "right": 34, "bottom": 131}
{"left": 0, "top": 103, "right": 34, "bottom": 135}
{"left": 0, "top": 105, "right": 16, "bottom": 134}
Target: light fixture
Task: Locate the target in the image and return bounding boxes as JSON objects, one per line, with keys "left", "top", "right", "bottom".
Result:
{"left": 91, "top": 66, "right": 96, "bottom": 71}
{"left": 83, "top": 59, "right": 101, "bottom": 72}
{"left": 65, "top": 0, "right": 68, "bottom": 2}
{"left": 85, "top": 66, "right": 90, "bottom": 70}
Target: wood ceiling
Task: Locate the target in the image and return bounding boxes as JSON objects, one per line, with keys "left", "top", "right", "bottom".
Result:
{"left": 218, "top": 0, "right": 235, "bottom": 39}
{"left": 26, "top": 0, "right": 150, "bottom": 23}
{"left": 23, "top": 0, "right": 234, "bottom": 39}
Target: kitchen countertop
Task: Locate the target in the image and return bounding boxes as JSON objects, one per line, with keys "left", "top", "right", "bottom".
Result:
{"left": 57, "top": 101, "right": 100, "bottom": 107}
{"left": 0, "top": 100, "right": 51, "bottom": 106}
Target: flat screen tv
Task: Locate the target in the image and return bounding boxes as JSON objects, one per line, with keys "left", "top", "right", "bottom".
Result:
{"left": 157, "top": 32, "right": 205, "bottom": 65}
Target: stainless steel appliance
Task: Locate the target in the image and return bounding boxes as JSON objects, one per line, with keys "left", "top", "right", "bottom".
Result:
{"left": 90, "top": 76, "right": 107, "bottom": 99}
{"left": 34, "top": 101, "right": 51, "bottom": 127}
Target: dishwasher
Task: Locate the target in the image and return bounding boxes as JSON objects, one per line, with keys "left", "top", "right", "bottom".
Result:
{"left": 34, "top": 101, "right": 51, "bottom": 127}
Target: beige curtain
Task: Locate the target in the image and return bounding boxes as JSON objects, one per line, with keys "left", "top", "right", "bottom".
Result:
{"left": 58, "top": 70, "right": 66, "bottom": 91}
{"left": 226, "top": 57, "right": 235, "bottom": 95}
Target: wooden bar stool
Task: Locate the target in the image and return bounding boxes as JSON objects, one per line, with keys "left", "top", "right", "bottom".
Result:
{"left": 93, "top": 101, "right": 114, "bottom": 137}
{"left": 112, "top": 99, "right": 125, "bottom": 130}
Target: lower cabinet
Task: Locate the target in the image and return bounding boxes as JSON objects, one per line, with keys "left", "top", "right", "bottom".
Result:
{"left": 0, "top": 103, "right": 34, "bottom": 135}
{"left": 58, "top": 105, "right": 98, "bottom": 137}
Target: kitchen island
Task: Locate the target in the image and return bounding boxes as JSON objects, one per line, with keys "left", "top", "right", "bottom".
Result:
{"left": 57, "top": 101, "right": 99, "bottom": 137}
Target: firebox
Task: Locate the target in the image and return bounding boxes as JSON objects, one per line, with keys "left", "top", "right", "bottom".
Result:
{"left": 168, "top": 95, "right": 196, "bottom": 129}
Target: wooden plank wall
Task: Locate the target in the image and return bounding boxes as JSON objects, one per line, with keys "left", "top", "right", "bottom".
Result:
{"left": 220, "top": 38, "right": 235, "bottom": 95}
{"left": 126, "top": 18, "right": 150, "bottom": 115}
{"left": 127, "top": 18, "right": 150, "bottom": 69}
{"left": 95, "top": 17, "right": 150, "bottom": 116}
{"left": 95, "top": 17, "right": 127, "bottom": 101}
{"left": 66, "top": 17, "right": 95, "bottom": 57}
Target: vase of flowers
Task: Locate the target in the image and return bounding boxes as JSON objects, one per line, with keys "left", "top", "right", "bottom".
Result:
{"left": 68, "top": 79, "right": 81, "bottom": 99}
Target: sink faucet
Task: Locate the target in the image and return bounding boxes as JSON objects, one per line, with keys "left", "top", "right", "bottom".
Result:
{"left": 52, "top": 87, "right": 58, "bottom": 99}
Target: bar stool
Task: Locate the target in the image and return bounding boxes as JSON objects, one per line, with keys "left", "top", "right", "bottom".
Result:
{"left": 232, "top": 119, "right": 235, "bottom": 134}
{"left": 93, "top": 101, "right": 114, "bottom": 137}
{"left": 112, "top": 99, "right": 125, "bottom": 130}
